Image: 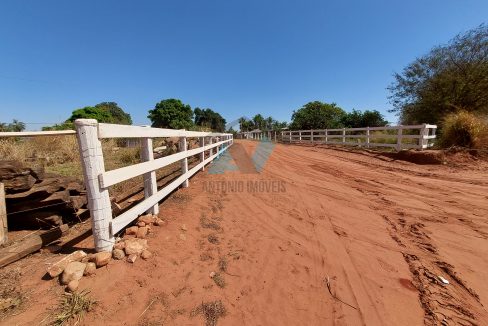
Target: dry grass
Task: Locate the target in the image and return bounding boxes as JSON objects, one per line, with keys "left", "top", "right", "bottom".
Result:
{"left": 200, "top": 216, "right": 221, "bottom": 231}
{"left": 0, "top": 268, "right": 25, "bottom": 320}
{"left": 440, "top": 111, "right": 488, "bottom": 149}
{"left": 211, "top": 273, "right": 226, "bottom": 288}
{"left": 207, "top": 234, "right": 219, "bottom": 244}
{"left": 191, "top": 300, "right": 226, "bottom": 326}
{"left": 218, "top": 257, "right": 228, "bottom": 272}
{"left": 51, "top": 290, "right": 96, "bottom": 326}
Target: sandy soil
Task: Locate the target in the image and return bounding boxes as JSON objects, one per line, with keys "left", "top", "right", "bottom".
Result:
{"left": 2, "top": 140, "right": 488, "bottom": 325}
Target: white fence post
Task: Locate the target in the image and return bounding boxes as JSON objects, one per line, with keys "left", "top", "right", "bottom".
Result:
{"left": 342, "top": 128, "right": 346, "bottom": 144}
{"left": 74, "top": 119, "right": 114, "bottom": 252}
{"left": 274, "top": 131, "right": 277, "bottom": 142}
{"left": 419, "top": 123, "right": 428, "bottom": 150}
{"left": 209, "top": 137, "right": 214, "bottom": 156}
{"left": 366, "top": 127, "right": 370, "bottom": 148}
{"left": 179, "top": 136, "right": 189, "bottom": 188}
{"left": 311, "top": 130, "right": 314, "bottom": 143}
{"left": 0, "top": 183, "right": 7, "bottom": 245}
{"left": 141, "top": 128, "right": 158, "bottom": 215}
{"left": 396, "top": 126, "right": 403, "bottom": 151}
{"left": 299, "top": 131, "right": 302, "bottom": 142}
{"left": 200, "top": 137, "right": 205, "bottom": 171}
{"left": 325, "top": 129, "right": 328, "bottom": 143}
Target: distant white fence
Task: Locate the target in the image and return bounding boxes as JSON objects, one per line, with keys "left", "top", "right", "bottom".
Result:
{"left": 282, "top": 124, "right": 437, "bottom": 150}
{"left": 0, "top": 120, "right": 233, "bottom": 252}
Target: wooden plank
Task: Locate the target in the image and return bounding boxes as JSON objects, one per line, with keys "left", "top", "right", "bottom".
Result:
{"left": 0, "top": 130, "right": 76, "bottom": 138}
{"left": 0, "top": 224, "right": 68, "bottom": 268}
{"left": 111, "top": 148, "right": 224, "bottom": 234}
{"left": 99, "top": 139, "right": 230, "bottom": 188}
{"left": 0, "top": 183, "right": 7, "bottom": 245}
{"left": 97, "top": 122, "right": 231, "bottom": 139}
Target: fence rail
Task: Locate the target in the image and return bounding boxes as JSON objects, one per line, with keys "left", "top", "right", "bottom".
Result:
{"left": 0, "top": 120, "right": 233, "bottom": 252}
{"left": 281, "top": 124, "right": 437, "bottom": 150}
{"left": 74, "top": 119, "right": 233, "bottom": 251}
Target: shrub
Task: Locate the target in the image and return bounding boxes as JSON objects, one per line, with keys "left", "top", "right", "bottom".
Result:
{"left": 440, "top": 111, "right": 488, "bottom": 148}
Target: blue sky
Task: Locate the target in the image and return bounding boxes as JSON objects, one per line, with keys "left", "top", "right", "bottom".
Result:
{"left": 1, "top": 0, "right": 487, "bottom": 130}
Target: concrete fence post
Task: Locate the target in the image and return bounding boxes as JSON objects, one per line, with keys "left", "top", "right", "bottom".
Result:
{"left": 396, "top": 126, "right": 403, "bottom": 151}
{"left": 342, "top": 128, "right": 346, "bottom": 144}
{"left": 179, "top": 135, "right": 189, "bottom": 188}
{"left": 199, "top": 136, "right": 205, "bottom": 171}
{"left": 419, "top": 123, "right": 428, "bottom": 150}
{"left": 141, "top": 126, "right": 158, "bottom": 215}
{"left": 0, "top": 183, "right": 7, "bottom": 245}
{"left": 299, "top": 131, "right": 302, "bottom": 142}
{"left": 74, "top": 119, "right": 114, "bottom": 252}
{"left": 366, "top": 127, "right": 370, "bottom": 148}
{"left": 311, "top": 130, "right": 314, "bottom": 144}
{"left": 325, "top": 129, "right": 328, "bottom": 143}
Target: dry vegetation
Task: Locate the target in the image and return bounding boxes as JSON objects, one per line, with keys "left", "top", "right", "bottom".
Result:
{"left": 51, "top": 290, "right": 96, "bottom": 326}
{"left": 191, "top": 300, "right": 226, "bottom": 326}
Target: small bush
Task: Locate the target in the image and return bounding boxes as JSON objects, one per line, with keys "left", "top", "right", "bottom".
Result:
{"left": 440, "top": 111, "right": 488, "bottom": 148}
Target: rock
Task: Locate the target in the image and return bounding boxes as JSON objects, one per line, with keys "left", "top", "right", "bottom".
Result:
{"left": 181, "top": 224, "right": 187, "bottom": 231}
{"left": 125, "top": 226, "right": 139, "bottom": 236}
{"left": 124, "top": 238, "right": 147, "bottom": 256}
{"left": 84, "top": 262, "right": 96, "bottom": 276}
{"left": 60, "top": 261, "right": 86, "bottom": 285}
{"left": 112, "top": 249, "right": 125, "bottom": 260}
{"left": 179, "top": 234, "right": 186, "bottom": 241}
{"left": 94, "top": 251, "right": 111, "bottom": 268}
{"left": 127, "top": 254, "right": 137, "bottom": 263}
{"left": 209, "top": 271, "right": 216, "bottom": 278}
{"left": 114, "top": 241, "right": 125, "bottom": 250}
{"left": 67, "top": 280, "right": 79, "bottom": 292}
{"left": 141, "top": 250, "right": 152, "bottom": 260}
{"left": 153, "top": 218, "right": 165, "bottom": 226}
{"left": 138, "top": 214, "right": 155, "bottom": 225}
{"left": 136, "top": 226, "right": 148, "bottom": 239}
{"left": 137, "top": 221, "right": 146, "bottom": 227}
{"left": 47, "top": 250, "right": 87, "bottom": 278}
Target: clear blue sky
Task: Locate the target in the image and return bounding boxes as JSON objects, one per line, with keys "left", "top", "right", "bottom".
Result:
{"left": 1, "top": 0, "right": 487, "bottom": 130}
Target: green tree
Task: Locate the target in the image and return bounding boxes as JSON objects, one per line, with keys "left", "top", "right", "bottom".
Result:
{"left": 148, "top": 99, "right": 194, "bottom": 129}
{"left": 388, "top": 24, "right": 488, "bottom": 125}
{"left": 194, "top": 108, "right": 226, "bottom": 132}
{"left": 252, "top": 114, "right": 265, "bottom": 130}
{"left": 68, "top": 106, "right": 113, "bottom": 122}
{"left": 0, "top": 119, "right": 26, "bottom": 132}
{"left": 66, "top": 102, "right": 132, "bottom": 125}
{"left": 94, "top": 102, "right": 132, "bottom": 124}
{"left": 341, "top": 109, "right": 388, "bottom": 128}
{"left": 290, "top": 101, "right": 346, "bottom": 130}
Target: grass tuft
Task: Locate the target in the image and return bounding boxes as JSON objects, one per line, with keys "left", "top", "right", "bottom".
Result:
{"left": 218, "top": 257, "right": 227, "bottom": 272}
{"left": 52, "top": 290, "right": 96, "bottom": 326}
{"left": 212, "top": 273, "right": 226, "bottom": 288}
{"left": 200, "top": 217, "right": 221, "bottom": 231}
{"left": 191, "top": 300, "right": 226, "bottom": 326}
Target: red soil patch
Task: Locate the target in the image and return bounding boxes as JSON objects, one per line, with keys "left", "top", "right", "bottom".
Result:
{"left": 2, "top": 140, "right": 488, "bottom": 325}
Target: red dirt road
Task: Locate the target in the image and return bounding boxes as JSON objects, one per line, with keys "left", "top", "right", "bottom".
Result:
{"left": 3, "top": 140, "right": 488, "bottom": 325}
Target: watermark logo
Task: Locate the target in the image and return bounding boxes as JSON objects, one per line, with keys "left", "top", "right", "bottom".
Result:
{"left": 204, "top": 118, "right": 286, "bottom": 193}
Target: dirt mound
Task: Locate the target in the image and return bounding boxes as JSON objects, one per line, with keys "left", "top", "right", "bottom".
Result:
{"left": 389, "top": 150, "right": 446, "bottom": 165}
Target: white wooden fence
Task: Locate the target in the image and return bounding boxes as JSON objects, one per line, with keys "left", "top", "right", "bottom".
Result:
{"left": 281, "top": 124, "right": 437, "bottom": 150}
{"left": 74, "top": 119, "right": 233, "bottom": 251}
{"left": 0, "top": 120, "right": 233, "bottom": 252}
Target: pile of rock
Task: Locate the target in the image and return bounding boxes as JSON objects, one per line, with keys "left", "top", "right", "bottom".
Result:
{"left": 46, "top": 250, "right": 110, "bottom": 292}
{"left": 112, "top": 214, "right": 164, "bottom": 264}
{"left": 46, "top": 214, "right": 164, "bottom": 292}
